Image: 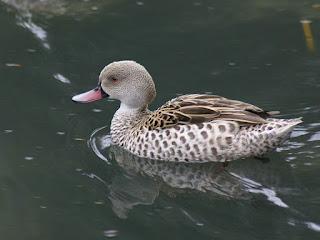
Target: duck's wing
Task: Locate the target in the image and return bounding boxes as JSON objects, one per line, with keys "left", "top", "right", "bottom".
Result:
{"left": 145, "top": 94, "right": 279, "bottom": 130}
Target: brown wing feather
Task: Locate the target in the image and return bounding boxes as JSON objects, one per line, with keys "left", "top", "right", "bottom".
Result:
{"left": 145, "top": 94, "right": 279, "bottom": 130}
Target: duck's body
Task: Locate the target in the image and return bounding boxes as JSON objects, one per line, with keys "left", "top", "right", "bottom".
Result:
{"left": 72, "top": 60, "right": 302, "bottom": 163}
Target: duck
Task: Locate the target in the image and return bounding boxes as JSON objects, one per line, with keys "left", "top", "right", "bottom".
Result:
{"left": 72, "top": 60, "right": 302, "bottom": 163}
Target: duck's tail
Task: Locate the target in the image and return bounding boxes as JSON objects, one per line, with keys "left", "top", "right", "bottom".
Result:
{"left": 269, "top": 117, "right": 302, "bottom": 136}
{"left": 265, "top": 117, "right": 302, "bottom": 144}
{"left": 236, "top": 117, "right": 302, "bottom": 159}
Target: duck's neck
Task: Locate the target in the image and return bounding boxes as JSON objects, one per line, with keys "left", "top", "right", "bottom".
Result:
{"left": 116, "top": 102, "right": 148, "bottom": 114}
{"left": 110, "top": 103, "right": 150, "bottom": 145}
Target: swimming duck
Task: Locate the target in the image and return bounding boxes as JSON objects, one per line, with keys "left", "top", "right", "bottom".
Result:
{"left": 72, "top": 60, "right": 302, "bottom": 163}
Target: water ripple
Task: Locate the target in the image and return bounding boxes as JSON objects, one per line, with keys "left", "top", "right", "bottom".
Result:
{"left": 16, "top": 11, "right": 50, "bottom": 49}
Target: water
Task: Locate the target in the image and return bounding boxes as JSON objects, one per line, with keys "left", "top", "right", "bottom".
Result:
{"left": 1, "top": 0, "right": 320, "bottom": 239}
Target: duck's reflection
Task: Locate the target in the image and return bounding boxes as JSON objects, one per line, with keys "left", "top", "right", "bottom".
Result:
{"left": 108, "top": 145, "right": 252, "bottom": 218}
{"left": 89, "top": 131, "right": 253, "bottom": 218}
{"left": 108, "top": 170, "right": 160, "bottom": 219}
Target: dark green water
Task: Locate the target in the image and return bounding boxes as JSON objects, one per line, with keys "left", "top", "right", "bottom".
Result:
{"left": 1, "top": 0, "right": 320, "bottom": 239}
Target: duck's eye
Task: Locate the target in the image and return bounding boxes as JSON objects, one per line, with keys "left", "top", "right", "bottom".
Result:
{"left": 112, "top": 77, "right": 118, "bottom": 82}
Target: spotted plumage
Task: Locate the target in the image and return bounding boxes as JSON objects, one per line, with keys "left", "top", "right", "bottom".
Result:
{"left": 72, "top": 60, "right": 302, "bottom": 162}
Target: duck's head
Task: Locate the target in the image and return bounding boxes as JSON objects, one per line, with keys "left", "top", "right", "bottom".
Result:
{"left": 72, "top": 60, "right": 156, "bottom": 111}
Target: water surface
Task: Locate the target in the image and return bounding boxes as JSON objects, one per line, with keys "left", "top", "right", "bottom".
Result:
{"left": 1, "top": 0, "right": 320, "bottom": 239}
